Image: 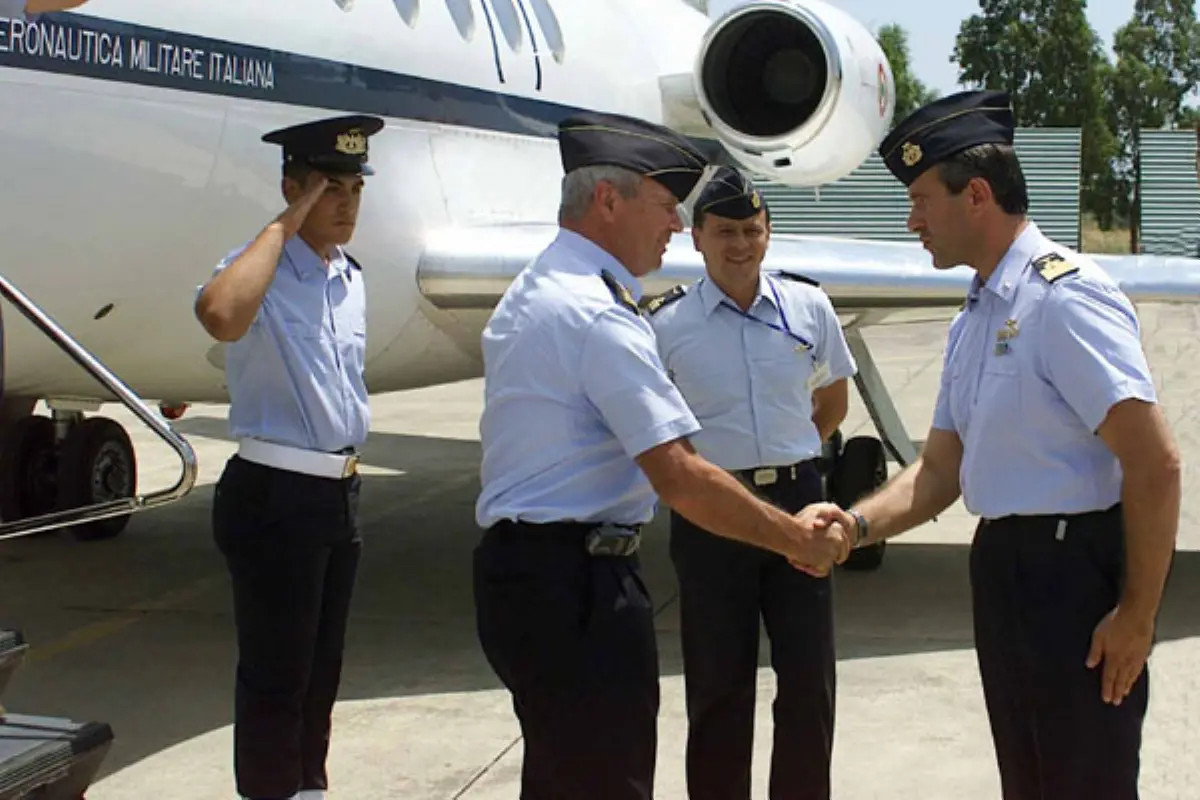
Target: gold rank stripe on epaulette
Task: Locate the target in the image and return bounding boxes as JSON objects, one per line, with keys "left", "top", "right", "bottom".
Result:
{"left": 644, "top": 284, "right": 686, "bottom": 315}
{"left": 1031, "top": 252, "right": 1079, "bottom": 284}
{"left": 600, "top": 270, "right": 639, "bottom": 315}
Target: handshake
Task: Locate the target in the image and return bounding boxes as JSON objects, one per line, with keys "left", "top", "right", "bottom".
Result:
{"left": 781, "top": 503, "right": 861, "bottom": 577}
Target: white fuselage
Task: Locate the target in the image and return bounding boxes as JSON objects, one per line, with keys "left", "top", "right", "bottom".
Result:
{"left": 0, "top": 0, "right": 711, "bottom": 403}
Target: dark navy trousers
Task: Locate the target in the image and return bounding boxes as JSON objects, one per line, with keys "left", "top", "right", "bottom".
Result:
{"left": 213, "top": 455, "right": 362, "bottom": 800}
{"left": 971, "top": 504, "right": 1148, "bottom": 800}
{"left": 670, "top": 461, "right": 835, "bottom": 800}
{"left": 473, "top": 520, "right": 659, "bottom": 800}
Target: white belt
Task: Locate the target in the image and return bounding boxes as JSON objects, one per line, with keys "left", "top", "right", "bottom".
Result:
{"left": 237, "top": 438, "right": 359, "bottom": 479}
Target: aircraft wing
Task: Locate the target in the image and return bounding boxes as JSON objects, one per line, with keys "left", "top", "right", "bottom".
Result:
{"left": 418, "top": 223, "right": 1200, "bottom": 471}
{"left": 418, "top": 223, "right": 1200, "bottom": 326}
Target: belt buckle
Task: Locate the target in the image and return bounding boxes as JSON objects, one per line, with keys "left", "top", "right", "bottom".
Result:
{"left": 585, "top": 526, "right": 640, "bottom": 557}
{"left": 341, "top": 454, "right": 359, "bottom": 478}
{"left": 752, "top": 468, "right": 778, "bottom": 487}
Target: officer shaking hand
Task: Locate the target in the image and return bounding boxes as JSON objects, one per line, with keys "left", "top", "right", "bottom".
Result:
{"left": 472, "top": 111, "right": 853, "bottom": 800}
{"left": 645, "top": 166, "right": 857, "bottom": 800}
{"left": 194, "top": 114, "right": 383, "bottom": 800}
{"left": 827, "top": 91, "right": 1182, "bottom": 800}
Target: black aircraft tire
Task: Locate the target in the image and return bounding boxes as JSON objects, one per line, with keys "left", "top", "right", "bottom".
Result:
{"left": 834, "top": 435, "right": 888, "bottom": 572}
{"left": 0, "top": 415, "right": 58, "bottom": 523}
{"left": 56, "top": 417, "right": 137, "bottom": 541}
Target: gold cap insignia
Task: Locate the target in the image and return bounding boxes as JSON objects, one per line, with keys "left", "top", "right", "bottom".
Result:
{"left": 901, "top": 141, "right": 922, "bottom": 167}
{"left": 750, "top": 191, "right": 761, "bottom": 209}
{"left": 335, "top": 129, "right": 367, "bottom": 155}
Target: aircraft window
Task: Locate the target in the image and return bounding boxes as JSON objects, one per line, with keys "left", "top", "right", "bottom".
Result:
{"left": 445, "top": 0, "right": 474, "bottom": 40}
{"left": 526, "top": 0, "right": 565, "bottom": 63}
{"left": 489, "top": 0, "right": 524, "bottom": 53}
{"left": 393, "top": 0, "right": 419, "bottom": 27}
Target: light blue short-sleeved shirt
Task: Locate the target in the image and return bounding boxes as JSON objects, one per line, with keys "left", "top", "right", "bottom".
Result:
{"left": 648, "top": 271, "right": 857, "bottom": 470}
{"left": 931, "top": 221, "right": 1157, "bottom": 518}
{"left": 475, "top": 229, "right": 702, "bottom": 529}
{"left": 197, "top": 236, "right": 370, "bottom": 453}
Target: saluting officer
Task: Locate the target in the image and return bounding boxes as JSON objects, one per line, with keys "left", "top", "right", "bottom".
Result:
{"left": 473, "top": 111, "right": 854, "bottom": 800}
{"left": 194, "top": 114, "right": 383, "bottom": 800}
{"left": 645, "top": 166, "right": 857, "bottom": 800}
{"left": 833, "top": 90, "right": 1181, "bottom": 799}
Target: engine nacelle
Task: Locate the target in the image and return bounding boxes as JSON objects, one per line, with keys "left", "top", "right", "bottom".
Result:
{"left": 694, "top": 0, "right": 896, "bottom": 187}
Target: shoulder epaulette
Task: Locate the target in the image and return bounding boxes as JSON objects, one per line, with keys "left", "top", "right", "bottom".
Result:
{"left": 343, "top": 252, "right": 363, "bottom": 272}
{"left": 600, "top": 270, "right": 639, "bottom": 315}
{"left": 1031, "top": 252, "right": 1078, "bottom": 284}
{"left": 773, "top": 270, "right": 820, "bottom": 288}
{"left": 643, "top": 284, "right": 687, "bottom": 315}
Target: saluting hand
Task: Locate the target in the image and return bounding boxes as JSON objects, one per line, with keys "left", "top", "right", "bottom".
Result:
{"left": 1086, "top": 604, "right": 1155, "bottom": 705}
{"left": 274, "top": 173, "right": 329, "bottom": 239}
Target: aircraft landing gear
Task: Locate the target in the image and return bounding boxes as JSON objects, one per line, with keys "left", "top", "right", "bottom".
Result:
{"left": 821, "top": 429, "right": 889, "bottom": 571}
{"left": 0, "top": 407, "right": 137, "bottom": 541}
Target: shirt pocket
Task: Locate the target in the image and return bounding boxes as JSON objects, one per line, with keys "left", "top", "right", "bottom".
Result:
{"left": 976, "top": 353, "right": 1022, "bottom": 422}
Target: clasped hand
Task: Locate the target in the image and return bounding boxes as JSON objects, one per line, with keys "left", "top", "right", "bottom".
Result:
{"left": 783, "top": 502, "right": 856, "bottom": 577}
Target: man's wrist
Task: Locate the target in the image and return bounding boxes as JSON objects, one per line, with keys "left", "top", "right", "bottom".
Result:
{"left": 847, "top": 509, "right": 869, "bottom": 547}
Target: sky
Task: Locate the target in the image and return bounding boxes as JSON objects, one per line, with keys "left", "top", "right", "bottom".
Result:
{"left": 829, "top": 0, "right": 1138, "bottom": 95}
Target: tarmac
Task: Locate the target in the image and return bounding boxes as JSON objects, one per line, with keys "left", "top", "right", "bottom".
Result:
{"left": 2, "top": 306, "right": 1198, "bottom": 799}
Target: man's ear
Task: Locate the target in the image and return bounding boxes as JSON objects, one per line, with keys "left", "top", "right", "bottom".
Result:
{"left": 691, "top": 224, "right": 702, "bottom": 252}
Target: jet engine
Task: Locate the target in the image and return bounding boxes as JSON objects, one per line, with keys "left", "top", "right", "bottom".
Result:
{"left": 692, "top": 0, "right": 896, "bottom": 187}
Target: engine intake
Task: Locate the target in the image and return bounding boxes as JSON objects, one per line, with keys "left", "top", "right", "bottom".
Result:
{"left": 694, "top": 0, "right": 895, "bottom": 187}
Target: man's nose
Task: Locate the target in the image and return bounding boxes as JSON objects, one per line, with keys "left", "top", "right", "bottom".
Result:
{"left": 669, "top": 208, "right": 683, "bottom": 233}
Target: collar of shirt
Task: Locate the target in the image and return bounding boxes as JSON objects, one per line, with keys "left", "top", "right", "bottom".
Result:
{"left": 284, "top": 237, "right": 351, "bottom": 282}
{"left": 966, "top": 220, "right": 1045, "bottom": 307}
{"left": 698, "top": 272, "right": 778, "bottom": 317}
{"left": 553, "top": 228, "right": 644, "bottom": 303}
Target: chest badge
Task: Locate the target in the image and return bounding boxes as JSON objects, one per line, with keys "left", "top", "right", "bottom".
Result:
{"left": 994, "top": 318, "right": 1020, "bottom": 356}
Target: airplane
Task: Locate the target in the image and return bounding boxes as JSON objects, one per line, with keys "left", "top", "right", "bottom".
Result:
{"left": 2, "top": 0, "right": 1200, "bottom": 571}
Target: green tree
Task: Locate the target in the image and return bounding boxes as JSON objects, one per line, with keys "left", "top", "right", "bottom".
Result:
{"left": 877, "top": 23, "right": 940, "bottom": 122}
{"left": 1108, "top": 0, "right": 1200, "bottom": 249}
{"left": 951, "top": 0, "right": 1119, "bottom": 226}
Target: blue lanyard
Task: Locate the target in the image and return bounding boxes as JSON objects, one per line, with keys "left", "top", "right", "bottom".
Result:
{"left": 717, "top": 280, "right": 815, "bottom": 352}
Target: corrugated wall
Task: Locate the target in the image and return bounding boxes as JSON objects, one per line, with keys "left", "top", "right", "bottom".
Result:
{"left": 753, "top": 128, "right": 1083, "bottom": 249}
{"left": 1139, "top": 129, "right": 1200, "bottom": 257}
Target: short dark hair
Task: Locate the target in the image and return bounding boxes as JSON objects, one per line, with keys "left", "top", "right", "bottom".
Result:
{"left": 693, "top": 203, "right": 772, "bottom": 229}
{"left": 936, "top": 143, "right": 1029, "bottom": 215}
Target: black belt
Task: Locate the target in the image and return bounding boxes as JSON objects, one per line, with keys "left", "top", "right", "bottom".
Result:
{"left": 490, "top": 519, "right": 643, "bottom": 557}
{"left": 980, "top": 504, "right": 1121, "bottom": 534}
{"left": 732, "top": 458, "right": 819, "bottom": 488}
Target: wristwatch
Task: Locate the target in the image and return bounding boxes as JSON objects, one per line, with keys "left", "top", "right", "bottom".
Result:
{"left": 847, "top": 509, "right": 869, "bottom": 547}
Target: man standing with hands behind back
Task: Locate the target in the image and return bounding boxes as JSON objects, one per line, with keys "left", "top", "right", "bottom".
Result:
{"left": 646, "top": 166, "right": 856, "bottom": 800}
{"left": 832, "top": 90, "right": 1181, "bottom": 800}
{"left": 195, "top": 114, "right": 383, "bottom": 800}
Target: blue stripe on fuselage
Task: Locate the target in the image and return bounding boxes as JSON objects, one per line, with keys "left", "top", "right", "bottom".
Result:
{"left": 0, "top": 11, "right": 577, "bottom": 138}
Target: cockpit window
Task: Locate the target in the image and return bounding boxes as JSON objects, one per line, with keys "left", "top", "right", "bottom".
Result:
{"left": 488, "top": 0, "right": 524, "bottom": 53}
{"left": 526, "top": 0, "right": 565, "bottom": 63}
{"left": 392, "top": 0, "right": 419, "bottom": 27}
{"left": 445, "top": 0, "right": 475, "bottom": 40}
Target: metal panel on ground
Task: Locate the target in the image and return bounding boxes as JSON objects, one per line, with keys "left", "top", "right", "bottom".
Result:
{"left": 1140, "top": 129, "right": 1200, "bottom": 257}
{"left": 753, "top": 128, "right": 1083, "bottom": 249}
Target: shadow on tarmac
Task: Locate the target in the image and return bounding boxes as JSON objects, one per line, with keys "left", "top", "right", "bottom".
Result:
{"left": 2, "top": 421, "right": 1198, "bottom": 783}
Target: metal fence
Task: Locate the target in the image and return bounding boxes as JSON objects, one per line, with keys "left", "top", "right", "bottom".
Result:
{"left": 1139, "top": 129, "right": 1200, "bottom": 257}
